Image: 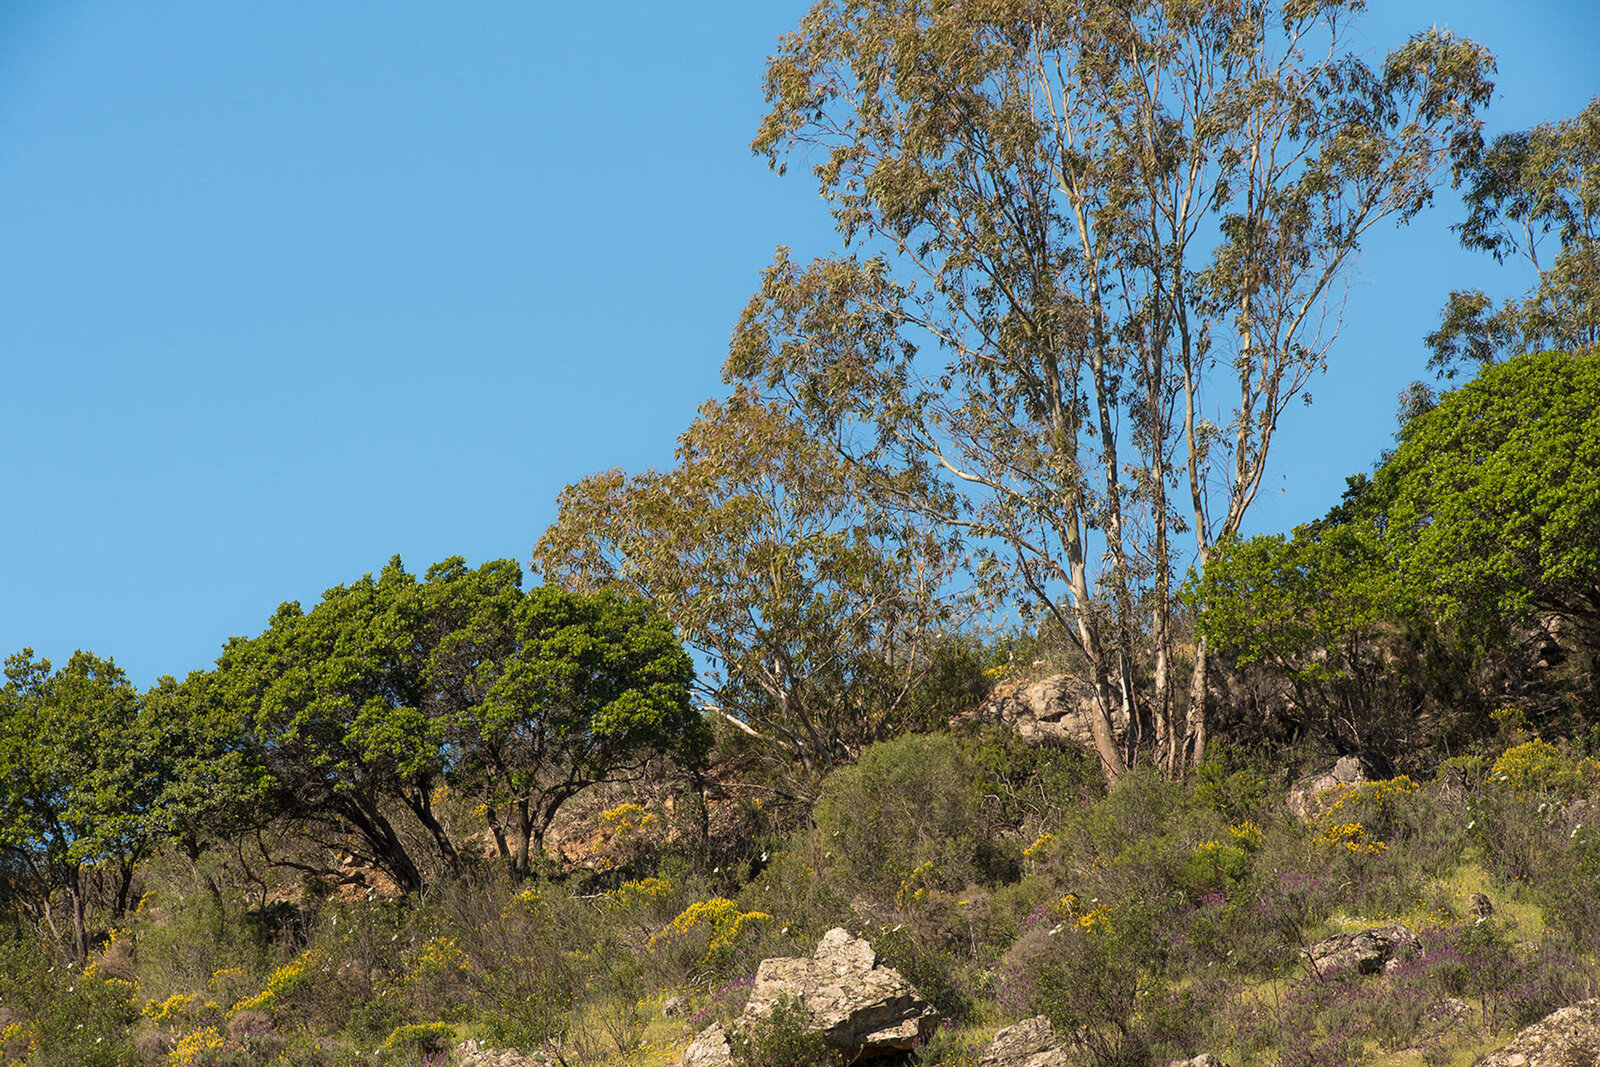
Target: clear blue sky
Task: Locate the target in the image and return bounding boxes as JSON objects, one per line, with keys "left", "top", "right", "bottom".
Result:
{"left": 2, "top": 1, "right": 1596, "bottom": 686}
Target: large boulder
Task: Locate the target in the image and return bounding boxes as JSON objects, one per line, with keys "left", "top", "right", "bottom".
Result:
{"left": 677, "top": 929, "right": 938, "bottom": 1065}
{"left": 744, "top": 928, "right": 939, "bottom": 1056}
{"left": 967, "top": 675, "right": 1128, "bottom": 750}
{"left": 977, "top": 1016, "right": 1070, "bottom": 1067}
{"left": 1304, "top": 924, "right": 1419, "bottom": 977}
{"left": 1475, "top": 999, "right": 1599, "bottom": 1066}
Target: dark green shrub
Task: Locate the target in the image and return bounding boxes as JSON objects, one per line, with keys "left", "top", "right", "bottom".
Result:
{"left": 728, "top": 996, "right": 836, "bottom": 1067}
{"left": 813, "top": 733, "right": 1011, "bottom": 901}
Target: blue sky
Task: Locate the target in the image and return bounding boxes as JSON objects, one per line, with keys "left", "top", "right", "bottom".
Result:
{"left": 2, "top": 1, "right": 1596, "bottom": 686}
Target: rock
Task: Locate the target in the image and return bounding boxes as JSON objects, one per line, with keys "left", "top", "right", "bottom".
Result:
{"left": 1475, "top": 999, "right": 1600, "bottom": 1066}
{"left": 679, "top": 1022, "right": 735, "bottom": 1067}
{"left": 978, "top": 1015, "right": 1070, "bottom": 1067}
{"left": 1287, "top": 757, "right": 1368, "bottom": 820}
{"left": 1470, "top": 892, "right": 1495, "bottom": 918}
{"left": 1304, "top": 924, "right": 1418, "bottom": 977}
{"left": 743, "top": 928, "right": 939, "bottom": 1057}
{"left": 1168, "top": 1056, "right": 1230, "bottom": 1067}
{"left": 454, "top": 1038, "right": 547, "bottom": 1066}
{"left": 663, "top": 994, "right": 686, "bottom": 1018}
{"left": 966, "top": 674, "right": 1128, "bottom": 750}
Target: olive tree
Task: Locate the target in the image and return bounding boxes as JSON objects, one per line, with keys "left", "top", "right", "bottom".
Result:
{"left": 730, "top": 0, "right": 1493, "bottom": 775}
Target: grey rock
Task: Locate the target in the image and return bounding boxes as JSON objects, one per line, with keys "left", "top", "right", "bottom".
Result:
{"left": 1475, "top": 999, "right": 1600, "bottom": 1066}
{"left": 1168, "top": 1056, "right": 1230, "bottom": 1067}
{"left": 1304, "top": 924, "right": 1419, "bottom": 977}
{"left": 662, "top": 994, "right": 686, "bottom": 1018}
{"left": 978, "top": 1015, "right": 1070, "bottom": 1067}
{"left": 967, "top": 675, "right": 1128, "bottom": 750}
{"left": 1287, "top": 760, "right": 1369, "bottom": 820}
{"left": 744, "top": 928, "right": 938, "bottom": 1057}
{"left": 679, "top": 1022, "right": 735, "bottom": 1067}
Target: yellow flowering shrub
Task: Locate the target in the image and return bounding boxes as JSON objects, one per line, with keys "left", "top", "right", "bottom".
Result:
{"left": 167, "top": 1026, "right": 225, "bottom": 1066}
{"left": 225, "top": 949, "right": 322, "bottom": 1019}
{"left": 1, "top": 1020, "right": 35, "bottom": 1063}
{"left": 1491, "top": 739, "right": 1596, "bottom": 796}
{"left": 1227, "top": 821, "right": 1263, "bottom": 852}
{"left": 413, "top": 936, "right": 469, "bottom": 976}
{"left": 649, "top": 898, "right": 772, "bottom": 969}
{"left": 1022, "top": 832, "right": 1055, "bottom": 860}
{"left": 897, "top": 861, "right": 935, "bottom": 909}
{"left": 605, "top": 876, "right": 674, "bottom": 910}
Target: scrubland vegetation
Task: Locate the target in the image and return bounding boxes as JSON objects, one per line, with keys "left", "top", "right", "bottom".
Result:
{"left": 6, "top": 1, "right": 1600, "bottom": 1063}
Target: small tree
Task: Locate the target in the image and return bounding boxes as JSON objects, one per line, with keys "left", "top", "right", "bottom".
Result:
{"left": 464, "top": 584, "right": 704, "bottom": 879}
{"left": 0, "top": 650, "right": 157, "bottom": 962}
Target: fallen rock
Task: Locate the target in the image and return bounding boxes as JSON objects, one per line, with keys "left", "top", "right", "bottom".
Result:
{"left": 1168, "top": 1056, "right": 1230, "bottom": 1067}
{"left": 1475, "top": 999, "right": 1600, "bottom": 1066}
{"left": 744, "top": 928, "right": 939, "bottom": 1057}
{"left": 1304, "top": 924, "right": 1419, "bottom": 976}
{"left": 978, "top": 1015, "right": 1070, "bottom": 1067}
{"left": 965, "top": 675, "right": 1128, "bottom": 750}
{"left": 679, "top": 1022, "right": 735, "bottom": 1067}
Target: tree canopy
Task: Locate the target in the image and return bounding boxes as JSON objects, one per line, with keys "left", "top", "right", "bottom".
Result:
{"left": 1428, "top": 99, "right": 1600, "bottom": 377}
{"left": 730, "top": 0, "right": 1494, "bottom": 775}
{"left": 535, "top": 393, "right": 964, "bottom": 774}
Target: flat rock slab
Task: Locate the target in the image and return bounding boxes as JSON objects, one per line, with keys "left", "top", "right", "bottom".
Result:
{"left": 978, "top": 1015, "right": 1071, "bottom": 1067}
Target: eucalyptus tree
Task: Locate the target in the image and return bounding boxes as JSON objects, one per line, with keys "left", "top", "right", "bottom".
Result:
{"left": 535, "top": 392, "right": 964, "bottom": 775}
{"left": 1428, "top": 99, "right": 1600, "bottom": 377}
{"left": 730, "top": 0, "right": 1494, "bottom": 774}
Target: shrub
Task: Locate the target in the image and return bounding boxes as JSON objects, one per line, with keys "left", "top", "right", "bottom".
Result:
{"left": 728, "top": 996, "right": 836, "bottom": 1067}
{"left": 379, "top": 1022, "right": 455, "bottom": 1063}
{"left": 813, "top": 733, "right": 1006, "bottom": 901}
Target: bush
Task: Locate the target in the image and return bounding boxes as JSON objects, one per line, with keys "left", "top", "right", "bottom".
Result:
{"left": 728, "top": 996, "right": 836, "bottom": 1067}
{"left": 812, "top": 733, "right": 1014, "bottom": 902}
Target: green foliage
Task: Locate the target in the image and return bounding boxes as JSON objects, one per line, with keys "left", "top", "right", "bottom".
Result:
{"left": 1380, "top": 349, "right": 1600, "bottom": 657}
{"left": 0, "top": 651, "right": 157, "bottom": 961}
{"left": 728, "top": 996, "right": 835, "bottom": 1067}
{"left": 1428, "top": 100, "right": 1600, "bottom": 377}
{"left": 811, "top": 733, "right": 1013, "bottom": 901}
{"left": 534, "top": 394, "right": 966, "bottom": 774}
{"left": 378, "top": 1022, "right": 454, "bottom": 1063}
{"left": 205, "top": 556, "right": 704, "bottom": 887}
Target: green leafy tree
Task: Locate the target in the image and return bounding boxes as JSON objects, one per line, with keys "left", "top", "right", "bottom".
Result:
{"left": 1379, "top": 349, "right": 1600, "bottom": 666}
{"left": 0, "top": 651, "right": 158, "bottom": 962}
{"left": 465, "top": 584, "right": 704, "bottom": 878}
{"left": 730, "top": 0, "right": 1494, "bottom": 776}
{"left": 1188, "top": 523, "right": 1405, "bottom": 750}
{"left": 534, "top": 393, "right": 963, "bottom": 774}
{"left": 1428, "top": 99, "right": 1600, "bottom": 378}
{"left": 210, "top": 556, "right": 702, "bottom": 888}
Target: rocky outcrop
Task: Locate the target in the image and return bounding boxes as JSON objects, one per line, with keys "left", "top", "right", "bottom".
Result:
{"left": 677, "top": 929, "right": 937, "bottom": 1065}
{"left": 453, "top": 1039, "right": 542, "bottom": 1066}
{"left": 1286, "top": 756, "right": 1368, "bottom": 820}
{"left": 744, "top": 928, "right": 938, "bottom": 1055}
{"left": 967, "top": 675, "right": 1128, "bottom": 750}
{"left": 977, "top": 1015, "right": 1070, "bottom": 1067}
{"left": 1475, "top": 999, "right": 1599, "bottom": 1066}
{"left": 1304, "top": 924, "right": 1419, "bottom": 976}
